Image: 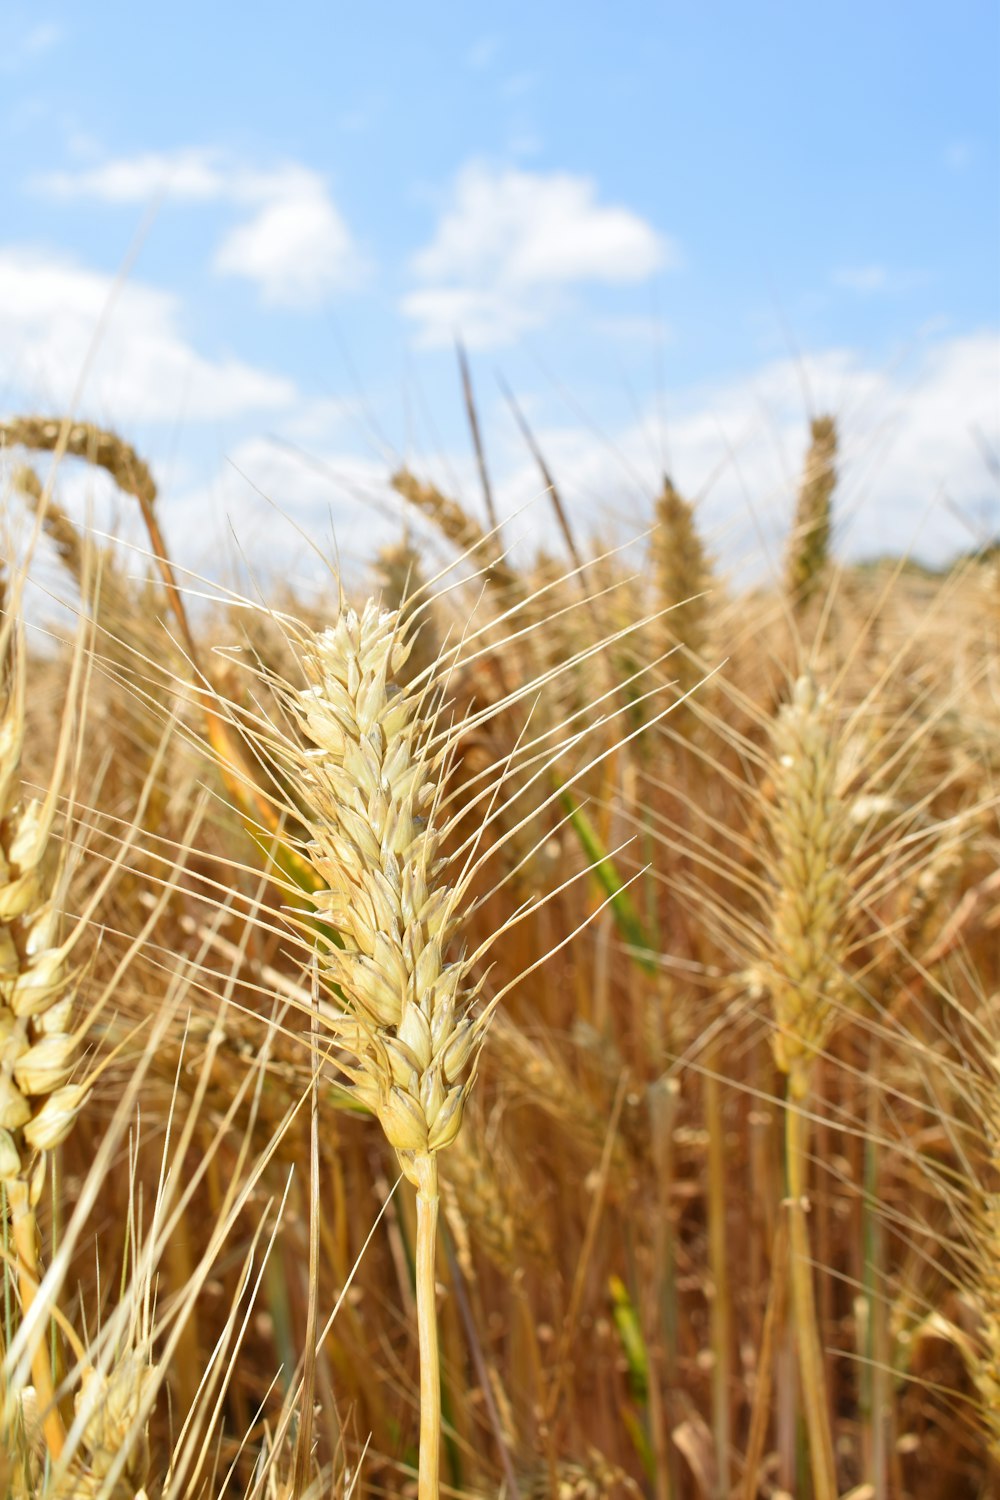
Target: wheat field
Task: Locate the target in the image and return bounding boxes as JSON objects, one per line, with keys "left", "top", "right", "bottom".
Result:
{"left": 0, "top": 412, "right": 998, "bottom": 1500}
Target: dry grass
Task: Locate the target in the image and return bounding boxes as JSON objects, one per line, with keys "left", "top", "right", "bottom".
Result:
{"left": 0, "top": 409, "right": 998, "bottom": 1500}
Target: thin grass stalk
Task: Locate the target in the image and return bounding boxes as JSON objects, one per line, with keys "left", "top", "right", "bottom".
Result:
{"left": 705, "top": 1056, "right": 732, "bottom": 1499}
{"left": 499, "top": 377, "right": 585, "bottom": 578}
{"left": 785, "top": 1099, "right": 838, "bottom": 1500}
{"left": 442, "top": 1222, "right": 522, "bottom": 1497}
{"left": 7, "top": 1176, "right": 66, "bottom": 1459}
{"left": 414, "top": 1151, "right": 441, "bottom": 1500}
{"left": 861, "top": 1043, "right": 888, "bottom": 1500}
{"left": 741, "top": 1213, "right": 790, "bottom": 1500}
{"left": 456, "top": 340, "right": 498, "bottom": 531}
{"left": 649, "top": 1075, "right": 680, "bottom": 1500}
{"left": 291, "top": 971, "right": 323, "bottom": 1495}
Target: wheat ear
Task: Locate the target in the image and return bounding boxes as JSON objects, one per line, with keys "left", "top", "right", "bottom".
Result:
{"left": 391, "top": 467, "right": 521, "bottom": 597}
{"left": 785, "top": 415, "right": 837, "bottom": 611}
{"left": 0, "top": 606, "right": 93, "bottom": 1465}
{"left": 765, "top": 674, "right": 850, "bottom": 1500}
{"left": 651, "top": 476, "right": 714, "bottom": 701}
{"left": 1, "top": 416, "right": 157, "bottom": 505}
{"left": 280, "top": 601, "right": 488, "bottom": 1499}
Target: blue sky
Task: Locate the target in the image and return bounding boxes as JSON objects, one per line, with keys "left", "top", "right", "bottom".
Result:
{"left": 2, "top": 2, "right": 998, "bottom": 591}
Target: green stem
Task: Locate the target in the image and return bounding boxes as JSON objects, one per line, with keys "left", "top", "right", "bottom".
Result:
{"left": 785, "top": 1097, "right": 838, "bottom": 1500}
{"left": 414, "top": 1152, "right": 441, "bottom": 1500}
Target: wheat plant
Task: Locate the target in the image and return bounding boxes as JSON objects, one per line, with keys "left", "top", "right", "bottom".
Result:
{"left": 2, "top": 406, "right": 999, "bottom": 1499}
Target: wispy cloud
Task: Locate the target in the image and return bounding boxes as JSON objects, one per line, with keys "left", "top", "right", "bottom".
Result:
{"left": 0, "top": 20, "right": 64, "bottom": 72}
{"left": 593, "top": 313, "right": 673, "bottom": 344}
{"left": 403, "top": 161, "right": 675, "bottom": 348}
{"left": 37, "top": 147, "right": 232, "bottom": 202}
{"left": 35, "top": 148, "right": 365, "bottom": 307}
{"left": 167, "top": 437, "right": 400, "bottom": 583}
{"left": 942, "top": 139, "right": 974, "bottom": 173}
{"left": 466, "top": 34, "right": 499, "bottom": 70}
{"left": 833, "top": 265, "right": 888, "bottom": 293}
{"left": 0, "top": 247, "right": 297, "bottom": 422}
{"left": 832, "top": 264, "right": 928, "bottom": 297}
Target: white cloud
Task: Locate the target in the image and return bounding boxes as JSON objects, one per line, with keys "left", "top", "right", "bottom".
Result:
{"left": 0, "top": 247, "right": 297, "bottom": 423}
{"left": 487, "top": 331, "right": 1000, "bottom": 576}
{"left": 404, "top": 162, "right": 674, "bottom": 348}
{"left": 413, "top": 163, "right": 669, "bottom": 285}
{"left": 401, "top": 285, "right": 539, "bottom": 350}
{"left": 213, "top": 180, "right": 360, "bottom": 307}
{"left": 160, "top": 332, "right": 996, "bottom": 591}
{"left": 36, "top": 149, "right": 364, "bottom": 307}
{"left": 38, "top": 148, "right": 228, "bottom": 203}
{"left": 165, "top": 437, "right": 401, "bottom": 589}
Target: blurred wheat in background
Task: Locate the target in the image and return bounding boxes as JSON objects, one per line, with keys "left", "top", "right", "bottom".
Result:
{"left": 1, "top": 407, "right": 999, "bottom": 1500}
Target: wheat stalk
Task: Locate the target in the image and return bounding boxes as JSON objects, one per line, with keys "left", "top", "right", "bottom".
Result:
{"left": 763, "top": 673, "right": 851, "bottom": 1500}
{"left": 266, "top": 600, "right": 495, "bottom": 1498}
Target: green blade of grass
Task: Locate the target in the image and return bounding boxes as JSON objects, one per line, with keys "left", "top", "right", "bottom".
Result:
{"left": 557, "top": 785, "right": 658, "bottom": 974}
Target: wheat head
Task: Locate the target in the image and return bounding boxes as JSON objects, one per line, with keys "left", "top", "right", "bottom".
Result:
{"left": 0, "top": 622, "right": 85, "bottom": 1196}
{"left": 651, "top": 476, "right": 714, "bottom": 697}
{"left": 785, "top": 415, "right": 837, "bottom": 611}
{"left": 286, "top": 601, "right": 481, "bottom": 1185}
{"left": 766, "top": 673, "right": 852, "bottom": 1100}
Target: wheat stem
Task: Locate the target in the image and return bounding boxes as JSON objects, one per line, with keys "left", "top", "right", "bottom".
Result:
{"left": 705, "top": 1058, "right": 731, "bottom": 1498}
{"left": 7, "top": 1176, "right": 66, "bottom": 1460}
{"left": 785, "top": 1099, "right": 838, "bottom": 1500}
{"left": 414, "top": 1150, "right": 441, "bottom": 1500}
